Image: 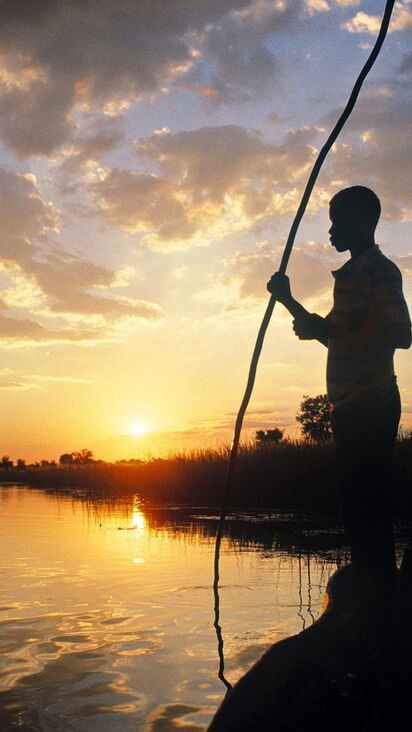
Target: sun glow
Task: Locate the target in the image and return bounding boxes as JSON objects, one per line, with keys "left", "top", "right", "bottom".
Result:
{"left": 130, "top": 422, "right": 147, "bottom": 437}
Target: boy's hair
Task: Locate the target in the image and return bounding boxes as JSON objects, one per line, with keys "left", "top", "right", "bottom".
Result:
{"left": 329, "top": 186, "right": 381, "bottom": 229}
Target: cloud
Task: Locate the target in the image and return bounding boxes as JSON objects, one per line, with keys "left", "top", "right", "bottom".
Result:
{"left": 398, "top": 52, "right": 412, "bottom": 73}
{"left": 0, "top": 0, "right": 406, "bottom": 161}
{"left": 321, "top": 77, "right": 412, "bottom": 220}
{"left": 194, "top": 238, "right": 335, "bottom": 324}
{"left": 334, "top": 0, "right": 361, "bottom": 7}
{"left": 0, "top": 312, "right": 100, "bottom": 344}
{"left": 392, "top": 254, "right": 412, "bottom": 278}
{"left": 186, "top": 0, "right": 300, "bottom": 106}
{"left": 0, "top": 366, "right": 39, "bottom": 390}
{"left": 342, "top": 3, "right": 412, "bottom": 34}
{"left": 218, "top": 240, "right": 333, "bottom": 305}
{"left": 0, "top": 368, "right": 90, "bottom": 389}
{"left": 0, "top": 168, "right": 59, "bottom": 260}
{"left": 0, "top": 166, "right": 163, "bottom": 342}
{"left": 267, "top": 111, "right": 290, "bottom": 125}
{"left": 90, "top": 168, "right": 197, "bottom": 242}
{"left": 305, "top": 0, "right": 330, "bottom": 15}
{"left": 55, "top": 116, "right": 125, "bottom": 188}
{"left": 0, "top": 0, "right": 303, "bottom": 156}
{"left": 29, "top": 253, "right": 162, "bottom": 320}
{"left": 137, "top": 125, "right": 277, "bottom": 202}
{"left": 35, "top": 374, "right": 90, "bottom": 384}
{"left": 0, "top": 70, "right": 76, "bottom": 156}
{"left": 219, "top": 405, "right": 293, "bottom": 430}
{"left": 334, "top": 0, "right": 361, "bottom": 6}
{"left": 91, "top": 124, "right": 321, "bottom": 249}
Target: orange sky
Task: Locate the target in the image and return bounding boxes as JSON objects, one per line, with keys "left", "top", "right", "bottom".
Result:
{"left": 0, "top": 0, "right": 411, "bottom": 461}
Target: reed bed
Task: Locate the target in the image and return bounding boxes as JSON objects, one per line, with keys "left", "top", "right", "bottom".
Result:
{"left": 1, "top": 434, "right": 412, "bottom": 516}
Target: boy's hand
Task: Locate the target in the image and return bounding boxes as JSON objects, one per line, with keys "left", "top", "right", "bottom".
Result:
{"left": 267, "top": 272, "right": 292, "bottom": 304}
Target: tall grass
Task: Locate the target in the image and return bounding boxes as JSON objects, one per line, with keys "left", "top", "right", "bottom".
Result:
{"left": 1, "top": 435, "right": 412, "bottom": 515}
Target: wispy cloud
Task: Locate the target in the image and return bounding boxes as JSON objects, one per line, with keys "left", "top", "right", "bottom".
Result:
{"left": 0, "top": 166, "right": 163, "bottom": 342}
{"left": 0, "top": 367, "right": 91, "bottom": 390}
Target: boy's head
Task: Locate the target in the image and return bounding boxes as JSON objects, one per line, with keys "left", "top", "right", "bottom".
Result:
{"left": 329, "top": 186, "right": 381, "bottom": 252}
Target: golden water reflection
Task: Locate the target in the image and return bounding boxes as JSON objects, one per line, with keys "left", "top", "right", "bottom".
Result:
{"left": 0, "top": 485, "right": 358, "bottom": 731}
{"left": 132, "top": 506, "right": 145, "bottom": 533}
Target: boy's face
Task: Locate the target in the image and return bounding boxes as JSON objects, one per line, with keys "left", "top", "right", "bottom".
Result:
{"left": 328, "top": 205, "right": 352, "bottom": 252}
{"left": 328, "top": 203, "right": 365, "bottom": 252}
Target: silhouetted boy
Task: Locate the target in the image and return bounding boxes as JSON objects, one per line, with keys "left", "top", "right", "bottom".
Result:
{"left": 267, "top": 186, "right": 411, "bottom": 609}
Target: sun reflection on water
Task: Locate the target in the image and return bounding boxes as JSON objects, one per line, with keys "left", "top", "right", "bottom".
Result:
{"left": 0, "top": 486, "right": 348, "bottom": 732}
{"left": 132, "top": 506, "right": 145, "bottom": 532}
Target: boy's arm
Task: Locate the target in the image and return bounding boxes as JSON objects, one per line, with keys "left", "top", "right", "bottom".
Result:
{"left": 266, "top": 265, "right": 412, "bottom": 350}
{"left": 379, "top": 323, "right": 411, "bottom": 349}
{"left": 371, "top": 264, "right": 412, "bottom": 350}
{"left": 267, "top": 273, "right": 329, "bottom": 347}
{"left": 329, "top": 266, "right": 412, "bottom": 349}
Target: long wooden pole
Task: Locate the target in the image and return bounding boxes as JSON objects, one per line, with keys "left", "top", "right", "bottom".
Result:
{"left": 213, "top": 0, "right": 396, "bottom": 690}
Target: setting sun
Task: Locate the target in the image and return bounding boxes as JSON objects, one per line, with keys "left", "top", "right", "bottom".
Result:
{"left": 130, "top": 422, "right": 147, "bottom": 437}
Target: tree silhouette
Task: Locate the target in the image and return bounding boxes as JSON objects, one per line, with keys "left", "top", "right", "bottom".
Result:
{"left": 72, "top": 449, "right": 94, "bottom": 465}
{"left": 39, "top": 459, "right": 56, "bottom": 468}
{"left": 255, "top": 428, "right": 284, "bottom": 444}
{"left": 1, "top": 455, "right": 13, "bottom": 470}
{"left": 296, "top": 394, "right": 332, "bottom": 442}
{"left": 59, "top": 453, "right": 74, "bottom": 466}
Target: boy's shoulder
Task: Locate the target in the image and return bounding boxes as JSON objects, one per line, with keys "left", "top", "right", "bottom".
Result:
{"left": 367, "top": 247, "right": 402, "bottom": 281}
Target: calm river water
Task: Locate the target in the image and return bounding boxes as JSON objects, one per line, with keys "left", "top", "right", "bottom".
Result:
{"left": 0, "top": 485, "right": 351, "bottom": 731}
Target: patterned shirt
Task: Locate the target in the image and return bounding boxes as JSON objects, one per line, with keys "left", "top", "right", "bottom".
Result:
{"left": 326, "top": 245, "right": 411, "bottom": 411}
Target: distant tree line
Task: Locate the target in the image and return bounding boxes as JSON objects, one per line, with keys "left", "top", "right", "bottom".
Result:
{"left": 0, "top": 395, "right": 333, "bottom": 471}
{"left": 0, "top": 449, "right": 95, "bottom": 471}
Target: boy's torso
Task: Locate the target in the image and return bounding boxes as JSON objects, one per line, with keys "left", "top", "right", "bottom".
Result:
{"left": 326, "top": 246, "right": 407, "bottom": 411}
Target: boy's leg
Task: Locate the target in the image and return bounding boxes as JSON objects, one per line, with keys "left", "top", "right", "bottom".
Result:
{"left": 331, "top": 388, "right": 400, "bottom": 599}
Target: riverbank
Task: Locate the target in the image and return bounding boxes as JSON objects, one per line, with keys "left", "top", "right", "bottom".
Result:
{"left": 1, "top": 436, "right": 412, "bottom": 515}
